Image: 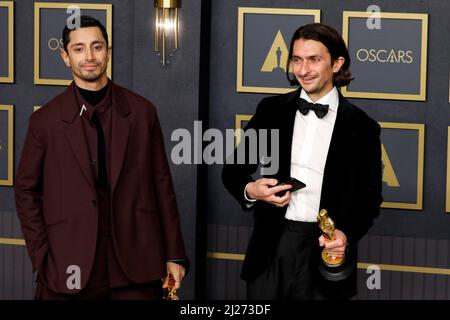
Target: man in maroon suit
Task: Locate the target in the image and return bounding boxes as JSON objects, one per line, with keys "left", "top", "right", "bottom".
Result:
{"left": 14, "top": 15, "right": 188, "bottom": 300}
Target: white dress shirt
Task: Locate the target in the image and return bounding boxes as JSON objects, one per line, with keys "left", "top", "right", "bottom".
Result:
{"left": 284, "top": 87, "right": 339, "bottom": 222}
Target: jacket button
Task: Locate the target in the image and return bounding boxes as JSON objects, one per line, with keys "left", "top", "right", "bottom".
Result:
{"left": 92, "top": 200, "right": 97, "bottom": 207}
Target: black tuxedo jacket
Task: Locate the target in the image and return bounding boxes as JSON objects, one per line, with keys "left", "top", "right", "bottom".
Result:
{"left": 222, "top": 88, "right": 382, "bottom": 298}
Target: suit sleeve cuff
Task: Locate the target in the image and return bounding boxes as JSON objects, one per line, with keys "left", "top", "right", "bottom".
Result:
{"left": 167, "top": 258, "right": 190, "bottom": 274}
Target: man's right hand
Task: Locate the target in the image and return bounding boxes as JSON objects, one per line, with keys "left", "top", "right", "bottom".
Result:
{"left": 246, "top": 178, "right": 292, "bottom": 207}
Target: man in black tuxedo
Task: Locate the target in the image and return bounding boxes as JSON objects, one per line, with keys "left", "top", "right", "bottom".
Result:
{"left": 222, "top": 23, "right": 382, "bottom": 299}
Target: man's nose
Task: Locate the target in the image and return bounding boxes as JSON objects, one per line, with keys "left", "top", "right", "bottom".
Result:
{"left": 85, "top": 48, "right": 94, "bottom": 61}
{"left": 299, "top": 60, "right": 310, "bottom": 75}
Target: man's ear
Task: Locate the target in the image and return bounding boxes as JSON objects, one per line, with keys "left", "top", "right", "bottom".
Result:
{"left": 60, "top": 48, "right": 71, "bottom": 67}
{"left": 332, "top": 56, "right": 345, "bottom": 73}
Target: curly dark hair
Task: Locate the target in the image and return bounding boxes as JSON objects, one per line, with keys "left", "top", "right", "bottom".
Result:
{"left": 286, "top": 23, "right": 353, "bottom": 87}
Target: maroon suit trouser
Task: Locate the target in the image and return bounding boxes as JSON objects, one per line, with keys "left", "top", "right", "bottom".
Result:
{"left": 35, "top": 278, "right": 163, "bottom": 300}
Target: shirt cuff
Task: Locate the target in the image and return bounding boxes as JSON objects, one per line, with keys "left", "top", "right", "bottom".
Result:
{"left": 244, "top": 182, "right": 257, "bottom": 205}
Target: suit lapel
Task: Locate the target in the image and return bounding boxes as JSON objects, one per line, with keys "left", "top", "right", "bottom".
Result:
{"left": 61, "top": 82, "right": 132, "bottom": 194}
{"left": 320, "top": 92, "right": 360, "bottom": 209}
{"left": 110, "top": 83, "right": 131, "bottom": 195}
{"left": 62, "top": 83, "right": 96, "bottom": 190}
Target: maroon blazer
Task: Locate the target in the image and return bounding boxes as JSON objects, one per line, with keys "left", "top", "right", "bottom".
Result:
{"left": 14, "top": 82, "right": 187, "bottom": 294}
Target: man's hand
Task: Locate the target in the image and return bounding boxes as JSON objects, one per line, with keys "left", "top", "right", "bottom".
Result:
{"left": 162, "top": 262, "right": 186, "bottom": 290}
{"left": 319, "top": 229, "right": 347, "bottom": 258}
{"left": 246, "top": 178, "right": 292, "bottom": 207}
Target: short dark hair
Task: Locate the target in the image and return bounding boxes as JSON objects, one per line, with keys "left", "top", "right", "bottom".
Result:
{"left": 286, "top": 23, "right": 353, "bottom": 87}
{"left": 62, "top": 15, "right": 109, "bottom": 52}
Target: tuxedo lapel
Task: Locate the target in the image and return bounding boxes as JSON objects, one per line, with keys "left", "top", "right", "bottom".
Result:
{"left": 61, "top": 83, "right": 96, "bottom": 190}
{"left": 110, "top": 84, "right": 131, "bottom": 195}
{"left": 320, "top": 93, "right": 360, "bottom": 209}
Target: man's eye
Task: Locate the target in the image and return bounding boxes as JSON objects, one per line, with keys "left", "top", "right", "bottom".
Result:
{"left": 94, "top": 45, "right": 102, "bottom": 50}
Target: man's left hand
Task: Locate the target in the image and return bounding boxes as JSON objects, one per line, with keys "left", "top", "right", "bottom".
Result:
{"left": 318, "top": 229, "right": 347, "bottom": 258}
{"left": 162, "top": 261, "right": 186, "bottom": 290}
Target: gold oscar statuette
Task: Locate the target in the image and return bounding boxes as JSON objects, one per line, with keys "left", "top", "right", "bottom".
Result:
{"left": 164, "top": 273, "right": 179, "bottom": 300}
{"left": 317, "top": 209, "right": 345, "bottom": 267}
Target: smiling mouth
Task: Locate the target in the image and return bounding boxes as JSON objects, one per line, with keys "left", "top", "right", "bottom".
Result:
{"left": 301, "top": 77, "right": 315, "bottom": 83}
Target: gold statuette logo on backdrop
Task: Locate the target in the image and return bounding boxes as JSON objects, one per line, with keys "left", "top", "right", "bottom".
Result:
{"left": 236, "top": 7, "right": 320, "bottom": 94}
{"left": 260, "top": 30, "right": 291, "bottom": 74}
{"left": 379, "top": 122, "right": 424, "bottom": 210}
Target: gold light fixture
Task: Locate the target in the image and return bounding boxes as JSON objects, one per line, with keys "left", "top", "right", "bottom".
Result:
{"left": 154, "top": 0, "right": 181, "bottom": 66}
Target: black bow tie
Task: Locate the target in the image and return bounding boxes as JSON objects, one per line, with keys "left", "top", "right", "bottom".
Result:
{"left": 297, "top": 98, "right": 329, "bottom": 119}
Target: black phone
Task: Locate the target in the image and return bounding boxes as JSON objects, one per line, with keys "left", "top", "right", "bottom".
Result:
{"left": 275, "top": 177, "right": 306, "bottom": 197}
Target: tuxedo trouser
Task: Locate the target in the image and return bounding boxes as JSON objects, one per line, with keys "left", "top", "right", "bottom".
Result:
{"left": 35, "top": 279, "right": 163, "bottom": 300}
{"left": 247, "top": 219, "right": 324, "bottom": 300}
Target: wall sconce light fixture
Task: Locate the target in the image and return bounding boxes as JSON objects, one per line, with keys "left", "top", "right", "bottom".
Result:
{"left": 154, "top": 0, "right": 181, "bottom": 66}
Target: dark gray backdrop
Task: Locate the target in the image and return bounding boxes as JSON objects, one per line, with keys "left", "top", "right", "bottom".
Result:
{"left": 0, "top": 8, "right": 9, "bottom": 77}
{"left": 0, "top": 111, "right": 8, "bottom": 180}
